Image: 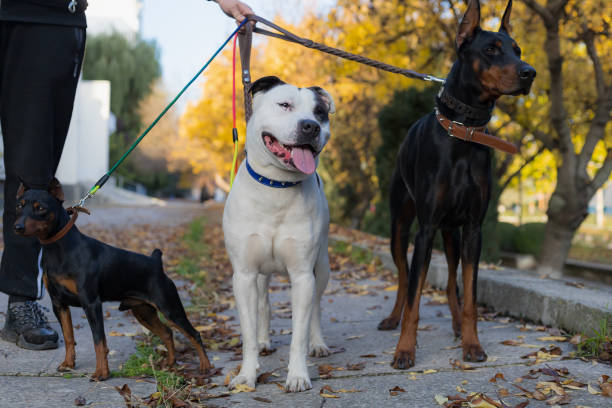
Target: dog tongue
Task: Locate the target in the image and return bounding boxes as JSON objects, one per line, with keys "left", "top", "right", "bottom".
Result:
{"left": 291, "top": 147, "right": 316, "bottom": 174}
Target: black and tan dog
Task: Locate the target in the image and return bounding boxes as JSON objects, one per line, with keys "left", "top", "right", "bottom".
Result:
{"left": 378, "top": 0, "right": 535, "bottom": 369}
{"left": 14, "top": 178, "right": 211, "bottom": 380}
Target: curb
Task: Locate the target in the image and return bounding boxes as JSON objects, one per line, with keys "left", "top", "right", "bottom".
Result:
{"left": 330, "top": 235, "right": 612, "bottom": 335}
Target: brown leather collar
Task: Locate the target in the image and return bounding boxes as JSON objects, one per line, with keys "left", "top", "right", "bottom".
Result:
{"left": 435, "top": 109, "right": 518, "bottom": 154}
{"left": 39, "top": 206, "right": 90, "bottom": 246}
{"left": 438, "top": 87, "right": 493, "bottom": 122}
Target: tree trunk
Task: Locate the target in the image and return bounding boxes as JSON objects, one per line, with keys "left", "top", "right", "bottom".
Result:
{"left": 537, "top": 189, "right": 588, "bottom": 277}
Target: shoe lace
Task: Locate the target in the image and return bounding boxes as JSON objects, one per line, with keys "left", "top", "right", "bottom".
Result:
{"left": 9, "top": 301, "right": 50, "bottom": 330}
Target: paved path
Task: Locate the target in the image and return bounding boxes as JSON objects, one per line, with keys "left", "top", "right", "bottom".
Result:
{"left": 0, "top": 204, "right": 609, "bottom": 407}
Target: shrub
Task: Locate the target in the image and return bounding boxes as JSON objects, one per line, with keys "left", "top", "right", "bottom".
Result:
{"left": 513, "top": 222, "right": 547, "bottom": 255}
{"left": 498, "top": 222, "right": 518, "bottom": 252}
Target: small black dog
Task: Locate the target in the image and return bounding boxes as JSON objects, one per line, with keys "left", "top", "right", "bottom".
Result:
{"left": 378, "top": 0, "right": 535, "bottom": 369}
{"left": 14, "top": 178, "right": 211, "bottom": 380}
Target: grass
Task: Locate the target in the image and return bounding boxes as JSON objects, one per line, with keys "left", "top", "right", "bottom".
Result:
{"left": 175, "top": 216, "right": 209, "bottom": 287}
{"left": 331, "top": 240, "right": 376, "bottom": 264}
{"left": 112, "top": 340, "right": 184, "bottom": 391}
{"left": 576, "top": 317, "right": 610, "bottom": 360}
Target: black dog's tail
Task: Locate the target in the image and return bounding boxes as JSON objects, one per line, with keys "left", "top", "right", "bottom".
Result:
{"left": 151, "top": 249, "right": 164, "bottom": 272}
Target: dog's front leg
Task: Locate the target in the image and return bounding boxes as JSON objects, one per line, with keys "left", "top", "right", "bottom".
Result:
{"left": 256, "top": 273, "right": 273, "bottom": 354}
{"left": 286, "top": 271, "right": 315, "bottom": 392}
{"left": 82, "top": 300, "right": 109, "bottom": 381}
{"left": 52, "top": 304, "right": 76, "bottom": 371}
{"left": 230, "top": 269, "right": 259, "bottom": 389}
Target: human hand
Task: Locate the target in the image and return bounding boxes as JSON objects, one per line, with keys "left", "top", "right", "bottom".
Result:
{"left": 215, "top": 0, "right": 253, "bottom": 23}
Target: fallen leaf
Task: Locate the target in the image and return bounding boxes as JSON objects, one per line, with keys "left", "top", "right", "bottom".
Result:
{"left": 537, "top": 336, "right": 567, "bottom": 342}
{"left": 253, "top": 397, "right": 272, "bottom": 403}
{"left": 320, "top": 393, "right": 340, "bottom": 399}
{"left": 346, "top": 335, "right": 364, "bottom": 341}
{"left": 257, "top": 371, "right": 274, "bottom": 384}
{"left": 359, "top": 354, "right": 377, "bottom": 358}
{"left": 74, "top": 396, "right": 86, "bottom": 406}
{"left": 231, "top": 383, "right": 255, "bottom": 393}
{"left": 434, "top": 394, "right": 448, "bottom": 405}
{"left": 489, "top": 373, "right": 506, "bottom": 383}
{"left": 587, "top": 383, "right": 601, "bottom": 395}
{"left": 384, "top": 284, "right": 398, "bottom": 291}
{"left": 346, "top": 362, "right": 365, "bottom": 370}
{"left": 423, "top": 369, "right": 437, "bottom": 374}
{"left": 109, "top": 331, "right": 125, "bottom": 337}
{"left": 601, "top": 381, "right": 612, "bottom": 397}
{"left": 389, "top": 386, "right": 406, "bottom": 396}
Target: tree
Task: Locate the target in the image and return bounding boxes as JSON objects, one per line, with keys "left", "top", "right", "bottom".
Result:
{"left": 497, "top": 0, "right": 612, "bottom": 274}
{"left": 82, "top": 32, "right": 161, "bottom": 186}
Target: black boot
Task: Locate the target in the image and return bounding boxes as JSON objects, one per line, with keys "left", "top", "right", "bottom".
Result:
{"left": 1, "top": 300, "right": 59, "bottom": 350}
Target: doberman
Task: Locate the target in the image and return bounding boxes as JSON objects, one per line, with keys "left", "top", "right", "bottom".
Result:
{"left": 13, "top": 179, "right": 212, "bottom": 380}
{"left": 377, "top": 0, "right": 535, "bottom": 369}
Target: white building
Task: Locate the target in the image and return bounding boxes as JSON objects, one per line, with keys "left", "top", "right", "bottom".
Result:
{"left": 86, "top": 0, "right": 143, "bottom": 37}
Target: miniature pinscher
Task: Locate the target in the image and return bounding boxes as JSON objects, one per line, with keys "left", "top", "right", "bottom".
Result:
{"left": 14, "top": 178, "right": 211, "bottom": 380}
{"left": 378, "top": 0, "right": 535, "bottom": 369}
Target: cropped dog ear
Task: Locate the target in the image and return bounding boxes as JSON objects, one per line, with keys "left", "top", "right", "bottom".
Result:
{"left": 456, "top": 0, "right": 481, "bottom": 50}
{"left": 249, "top": 76, "right": 285, "bottom": 97}
{"left": 499, "top": 0, "right": 512, "bottom": 34}
{"left": 16, "top": 183, "right": 26, "bottom": 199}
{"left": 48, "top": 177, "right": 65, "bottom": 202}
{"left": 309, "top": 86, "right": 336, "bottom": 114}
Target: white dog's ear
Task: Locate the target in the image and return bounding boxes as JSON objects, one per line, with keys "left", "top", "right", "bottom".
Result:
{"left": 250, "top": 76, "right": 285, "bottom": 97}
{"left": 309, "top": 86, "right": 335, "bottom": 115}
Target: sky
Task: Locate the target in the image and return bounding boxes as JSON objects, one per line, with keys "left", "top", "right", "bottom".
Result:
{"left": 140, "top": 0, "right": 336, "bottom": 110}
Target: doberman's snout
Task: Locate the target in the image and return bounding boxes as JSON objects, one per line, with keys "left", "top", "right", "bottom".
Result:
{"left": 519, "top": 65, "right": 536, "bottom": 81}
{"left": 14, "top": 222, "right": 25, "bottom": 234}
{"left": 298, "top": 119, "right": 320, "bottom": 140}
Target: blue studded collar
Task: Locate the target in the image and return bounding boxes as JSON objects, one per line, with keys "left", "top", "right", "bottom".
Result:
{"left": 245, "top": 160, "right": 301, "bottom": 188}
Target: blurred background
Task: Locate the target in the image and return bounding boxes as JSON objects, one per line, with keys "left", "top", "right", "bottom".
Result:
{"left": 2, "top": 0, "right": 609, "bottom": 279}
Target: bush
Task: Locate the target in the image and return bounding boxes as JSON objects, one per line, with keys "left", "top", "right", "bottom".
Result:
{"left": 513, "top": 222, "right": 546, "bottom": 255}
{"left": 498, "top": 222, "right": 519, "bottom": 252}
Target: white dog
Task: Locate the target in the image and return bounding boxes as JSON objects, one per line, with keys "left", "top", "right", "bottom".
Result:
{"left": 223, "top": 76, "right": 335, "bottom": 392}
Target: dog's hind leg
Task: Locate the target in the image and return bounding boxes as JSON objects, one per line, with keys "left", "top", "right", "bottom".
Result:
{"left": 442, "top": 228, "right": 462, "bottom": 337}
{"left": 256, "top": 273, "right": 273, "bottom": 354}
{"left": 53, "top": 304, "right": 76, "bottom": 372}
{"left": 309, "top": 245, "right": 330, "bottom": 357}
{"left": 154, "top": 277, "right": 212, "bottom": 373}
{"left": 392, "top": 225, "right": 435, "bottom": 369}
{"left": 130, "top": 302, "right": 176, "bottom": 368}
{"left": 460, "top": 223, "right": 487, "bottom": 362}
{"left": 379, "top": 170, "right": 415, "bottom": 331}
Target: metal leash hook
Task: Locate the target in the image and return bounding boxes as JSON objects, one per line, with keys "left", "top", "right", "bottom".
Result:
{"left": 68, "top": 0, "right": 77, "bottom": 13}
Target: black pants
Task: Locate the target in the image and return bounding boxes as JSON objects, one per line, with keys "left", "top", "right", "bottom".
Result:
{"left": 0, "top": 21, "right": 85, "bottom": 298}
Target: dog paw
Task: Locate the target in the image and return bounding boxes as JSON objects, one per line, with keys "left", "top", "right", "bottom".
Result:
{"left": 57, "top": 361, "right": 75, "bottom": 372}
{"left": 89, "top": 370, "right": 110, "bottom": 382}
{"left": 258, "top": 343, "right": 276, "bottom": 356}
{"left": 309, "top": 343, "right": 330, "bottom": 357}
{"left": 285, "top": 375, "right": 312, "bottom": 392}
{"left": 463, "top": 344, "right": 487, "bottom": 362}
{"left": 391, "top": 350, "right": 415, "bottom": 370}
{"left": 377, "top": 316, "right": 400, "bottom": 331}
{"left": 229, "top": 374, "right": 256, "bottom": 390}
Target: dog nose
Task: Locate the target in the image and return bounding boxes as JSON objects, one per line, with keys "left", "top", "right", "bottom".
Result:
{"left": 519, "top": 66, "right": 536, "bottom": 81}
{"left": 14, "top": 223, "right": 25, "bottom": 234}
{"left": 299, "top": 119, "right": 320, "bottom": 139}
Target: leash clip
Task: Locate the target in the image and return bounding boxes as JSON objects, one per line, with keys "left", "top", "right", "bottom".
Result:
{"left": 68, "top": 0, "right": 77, "bottom": 13}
